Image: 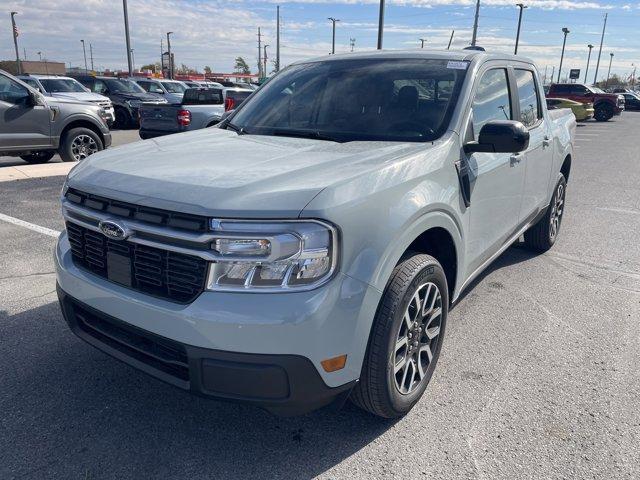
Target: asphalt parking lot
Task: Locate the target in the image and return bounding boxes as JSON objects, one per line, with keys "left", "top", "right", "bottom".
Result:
{"left": 1, "top": 116, "right": 639, "bottom": 480}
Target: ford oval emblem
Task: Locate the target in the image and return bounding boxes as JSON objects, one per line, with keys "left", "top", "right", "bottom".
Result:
{"left": 98, "top": 220, "right": 128, "bottom": 240}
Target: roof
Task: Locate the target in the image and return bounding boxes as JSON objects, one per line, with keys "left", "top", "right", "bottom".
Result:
{"left": 295, "top": 48, "right": 535, "bottom": 66}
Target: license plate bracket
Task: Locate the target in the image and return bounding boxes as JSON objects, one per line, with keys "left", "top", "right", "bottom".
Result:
{"left": 107, "top": 251, "right": 132, "bottom": 287}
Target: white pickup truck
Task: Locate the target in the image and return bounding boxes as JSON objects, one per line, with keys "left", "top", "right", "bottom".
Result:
{"left": 56, "top": 50, "right": 575, "bottom": 417}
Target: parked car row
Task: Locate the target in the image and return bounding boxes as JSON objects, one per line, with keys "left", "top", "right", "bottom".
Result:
{"left": 546, "top": 82, "right": 625, "bottom": 121}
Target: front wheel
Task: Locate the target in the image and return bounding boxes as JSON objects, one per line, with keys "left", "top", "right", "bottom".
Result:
{"left": 350, "top": 254, "right": 448, "bottom": 418}
{"left": 59, "top": 128, "right": 103, "bottom": 162}
{"left": 20, "top": 151, "right": 55, "bottom": 164}
{"left": 523, "top": 175, "right": 567, "bottom": 252}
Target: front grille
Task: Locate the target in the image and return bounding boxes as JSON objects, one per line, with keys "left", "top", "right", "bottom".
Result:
{"left": 67, "top": 222, "right": 208, "bottom": 303}
{"left": 66, "top": 188, "right": 209, "bottom": 233}
{"left": 72, "top": 300, "right": 190, "bottom": 382}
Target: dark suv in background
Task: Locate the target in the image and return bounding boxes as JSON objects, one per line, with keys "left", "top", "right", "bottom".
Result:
{"left": 71, "top": 75, "right": 167, "bottom": 128}
{"left": 547, "top": 83, "right": 624, "bottom": 121}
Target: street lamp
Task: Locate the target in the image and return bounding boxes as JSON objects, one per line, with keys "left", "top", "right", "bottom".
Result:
{"left": 10, "top": 12, "right": 21, "bottom": 75}
{"left": 263, "top": 44, "right": 269, "bottom": 77}
{"left": 80, "top": 39, "right": 88, "bottom": 73}
{"left": 606, "top": 52, "right": 614, "bottom": 87}
{"left": 558, "top": 27, "right": 570, "bottom": 83}
{"left": 130, "top": 49, "right": 135, "bottom": 72}
{"left": 584, "top": 44, "right": 594, "bottom": 83}
{"left": 328, "top": 17, "right": 340, "bottom": 54}
{"left": 37, "top": 51, "right": 42, "bottom": 61}
{"left": 514, "top": 3, "right": 528, "bottom": 55}
{"left": 166, "top": 31, "right": 173, "bottom": 79}
{"left": 419, "top": 38, "right": 427, "bottom": 48}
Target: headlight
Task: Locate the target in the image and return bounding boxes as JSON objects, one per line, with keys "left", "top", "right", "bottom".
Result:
{"left": 206, "top": 219, "right": 338, "bottom": 292}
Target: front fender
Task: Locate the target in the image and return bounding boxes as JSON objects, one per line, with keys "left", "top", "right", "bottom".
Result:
{"left": 369, "top": 208, "right": 464, "bottom": 296}
{"left": 55, "top": 113, "right": 109, "bottom": 136}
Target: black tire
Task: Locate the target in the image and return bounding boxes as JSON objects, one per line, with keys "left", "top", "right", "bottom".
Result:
{"left": 523, "top": 175, "right": 567, "bottom": 252}
{"left": 594, "top": 103, "right": 613, "bottom": 122}
{"left": 20, "top": 151, "right": 55, "bottom": 164}
{"left": 59, "top": 127, "right": 104, "bottom": 162}
{"left": 350, "top": 254, "right": 449, "bottom": 418}
{"left": 114, "top": 107, "right": 132, "bottom": 129}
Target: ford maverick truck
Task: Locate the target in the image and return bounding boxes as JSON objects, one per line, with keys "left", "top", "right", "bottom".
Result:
{"left": 56, "top": 50, "right": 575, "bottom": 417}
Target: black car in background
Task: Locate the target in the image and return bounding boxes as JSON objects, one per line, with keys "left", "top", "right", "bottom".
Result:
{"left": 620, "top": 92, "right": 640, "bottom": 111}
{"left": 70, "top": 75, "right": 167, "bottom": 128}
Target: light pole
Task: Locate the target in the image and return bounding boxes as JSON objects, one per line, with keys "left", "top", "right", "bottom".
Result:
{"left": 593, "top": 13, "right": 607, "bottom": 84}
{"left": 632, "top": 64, "right": 637, "bottom": 88}
{"left": 81, "top": 39, "right": 88, "bottom": 73}
{"left": 263, "top": 45, "right": 269, "bottom": 77}
{"left": 122, "top": 0, "right": 133, "bottom": 76}
{"left": 10, "top": 12, "right": 21, "bottom": 75}
{"left": 471, "top": 0, "right": 480, "bottom": 47}
{"left": 606, "top": 52, "right": 614, "bottom": 87}
{"left": 276, "top": 5, "right": 280, "bottom": 72}
{"left": 419, "top": 38, "right": 427, "bottom": 48}
{"left": 37, "top": 51, "right": 42, "bottom": 61}
{"left": 514, "top": 3, "right": 527, "bottom": 55}
{"left": 131, "top": 49, "right": 135, "bottom": 72}
{"left": 377, "top": 0, "right": 385, "bottom": 49}
{"left": 558, "top": 27, "right": 570, "bottom": 83}
{"left": 166, "top": 31, "right": 173, "bottom": 79}
{"left": 584, "top": 44, "right": 594, "bottom": 83}
{"left": 90, "top": 43, "right": 94, "bottom": 71}
{"left": 447, "top": 30, "right": 455, "bottom": 49}
{"left": 328, "top": 17, "right": 340, "bottom": 54}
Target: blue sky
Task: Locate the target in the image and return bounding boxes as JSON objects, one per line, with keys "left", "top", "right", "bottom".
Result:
{"left": 3, "top": 0, "right": 639, "bottom": 83}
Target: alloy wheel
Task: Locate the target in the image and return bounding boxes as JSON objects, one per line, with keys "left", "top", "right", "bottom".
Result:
{"left": 70, "top": 134, "right": 98, "bottom": 161}
{"left": 392, "top": 282, "right": 443, "bottom": 395}
{"left": 549, "top": 182, "right": 565, "bottom": 240}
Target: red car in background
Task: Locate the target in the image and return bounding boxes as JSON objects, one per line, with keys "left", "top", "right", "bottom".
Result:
{"left": 547, "top": 83, "right": 624, "bottom": 121}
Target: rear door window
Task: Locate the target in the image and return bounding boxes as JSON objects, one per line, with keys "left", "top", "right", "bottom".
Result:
{"left": 514, "top": 69, "right": 542, "bottom": 128}
{"left": 471, "top": 69, "right": 512, "bottom": 139}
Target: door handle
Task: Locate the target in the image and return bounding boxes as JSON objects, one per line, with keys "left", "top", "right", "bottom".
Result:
{"left": 543, "top": 136, "right": 551, "bottom": 147}
{"left": 510, "top": 153, "right": 523, "bottom": 166}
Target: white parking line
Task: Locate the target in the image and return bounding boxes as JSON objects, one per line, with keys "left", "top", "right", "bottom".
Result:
{"left": 0, "top": 213, "right": 60, "bottom": 238}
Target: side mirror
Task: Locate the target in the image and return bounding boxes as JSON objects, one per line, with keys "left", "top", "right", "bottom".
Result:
{"left": 464, "top": 120, "right": 529, "bottom": 154}
{"left": 28, "top": 91, "right": 45, "bottom": 107}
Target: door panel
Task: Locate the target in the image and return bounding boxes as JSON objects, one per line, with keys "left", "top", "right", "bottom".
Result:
{"left": 514, "top": 68, "right": 553, "bottom": 218}
{"left": 465, "top": 68, "right": 526, "bottom": 276}
{"left": 0, "top": 74, "right": 51, "bottom": 150}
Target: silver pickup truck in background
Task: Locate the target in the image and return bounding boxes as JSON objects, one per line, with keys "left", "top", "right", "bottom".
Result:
{"left": 138, "top": 87, "right": 252, "bottom": 139}
{"left": 0, "top": 70, "right": 111, "bottom": 164}
{"left": 56, "top": 50, "right": 575, "bottom": 417}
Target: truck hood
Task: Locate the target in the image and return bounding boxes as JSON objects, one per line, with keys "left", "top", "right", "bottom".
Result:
{"left": 50, "top": 92, "right": 110, "bottom": 104}
{"left": 67, "top": 127, "right": 430, "bottom": 218}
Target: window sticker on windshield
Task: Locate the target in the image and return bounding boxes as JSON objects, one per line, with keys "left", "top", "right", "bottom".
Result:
{"left": 447, "top": 61, "right": 469, "bottom": 70}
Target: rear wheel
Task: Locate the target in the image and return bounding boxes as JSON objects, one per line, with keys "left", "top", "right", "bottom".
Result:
{"left": 594, "top": 103, "right": 613, "bottom": 122}
{"left": 523, "top": 175, "right": 567, "bottom": 252}
{"left": 59, "top": 128, "right": 103, "bottom": 162}
{"left": 20, "top": 151, "right": 55, "bottom": 164}
{"left": 350, "top": 254, "right": 448, "bottom": 418}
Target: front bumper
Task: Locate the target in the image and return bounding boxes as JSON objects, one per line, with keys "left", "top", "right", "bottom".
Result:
{"left": 58, "top": 287, "right": 355, "bottom": 415}
{"left": 102, "top": 131, "right": 112, "bottom": 148}
{"left": 55, "top": 232, "right": 381, "bottom": 414}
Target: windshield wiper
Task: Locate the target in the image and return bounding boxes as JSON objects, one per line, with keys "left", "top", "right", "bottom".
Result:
{"left": 271, "top": 129, "right": 342, "bottom": 143}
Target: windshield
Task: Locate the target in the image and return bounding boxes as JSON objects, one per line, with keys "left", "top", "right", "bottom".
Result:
{"left": 229, "top": 58, "right": 468, "bottom": 142}
{"left": 106, "top": 79, "right": 146, "bottom": 94}
{"left": 161, "top": 81, "right": 187, "bottom": 93}
{"left": 40, "top": 78, "right": 86, "bottom": 93}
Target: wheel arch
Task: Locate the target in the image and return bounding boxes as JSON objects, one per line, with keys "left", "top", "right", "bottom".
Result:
{"left": 59, "top": 119, "right": 106, "bottom": 148}
{"left": 370, "top": 210, "right": 464, "bottom": 303}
